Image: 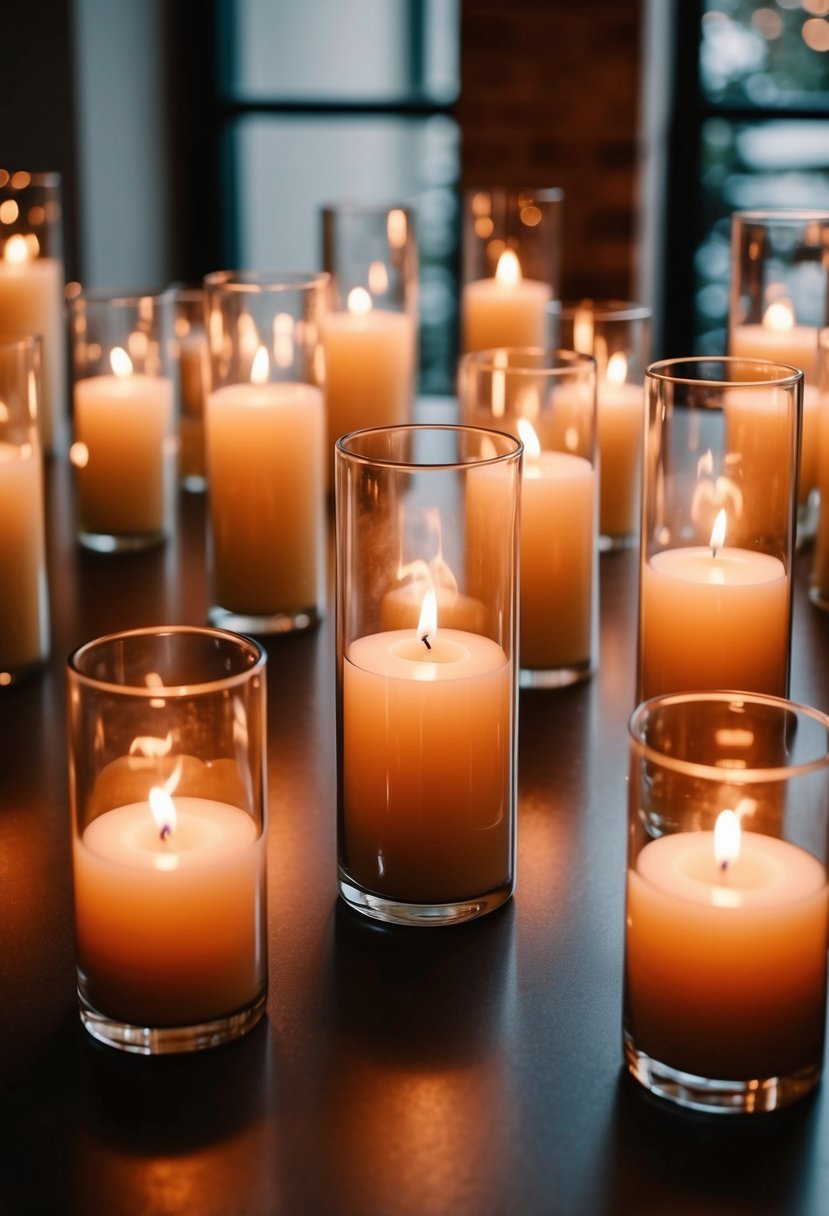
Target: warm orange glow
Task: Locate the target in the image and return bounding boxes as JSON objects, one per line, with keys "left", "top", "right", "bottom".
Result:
{"left": 387, "top": 208, "right": 408, "bottom": 248}
{"left": 251, "top": 345, "right": 269, "bottom": 385}
{"left": 606, "top": 352, "right": 628, "bottom": 384}
{"left": 4, "top": 233, "right": 30, "bottom": 264}
{"left": 714, "top": 809, "right": 741, "bottom": 869}
{"left": 149, "top": 787, "right": 176, "bottom": 837}
{"left": 110, "top": 347, "right": 133, "bottom": 378}
{"left": 573, "top": 307, "right": 594, "bottom": 355}
{"left": 348, "top": 286, "right": 372, "bottom": 316}
{"left": 517, "top": 416, "right": 541, "bottom": 459}
{"left": 367, "top": 260, "right": 388, "bottom": 295}
{"left": 0, "top": 200, "right": 19, "bottom": 224}
{"left": 763, "top": 299, "right": 795, "bottom": 332}
{"left": 495, "top": 249, "right": 521, "bottom": 287}
{"left": 710, "top": 507, "right": 727, "bottom": 553}
{"left": 417, "top": 587, "right": 438, "bottom": 643}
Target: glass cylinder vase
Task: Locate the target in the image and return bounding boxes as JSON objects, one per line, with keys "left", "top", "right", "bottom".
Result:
{"left": 203, "top": 270, "right": 328, "bottom": 633}
{"left": 625, "top": 691, "right": 829, "bottom": 1114}
{"left": 0, "top": 170, "right": 67, "bottom": 454}
{"left": 461, "top": 186, "right": 563, "bottom": 353}
{"left": 459, "top": 348, "right": 598, "bottom": 687}
{"left": 638, "top": 357, "right": 800, "bottom": 703}
{"left": 335, "top": 424, "right": 521, "bottom": 926}
{"left": 69, "top": 289, "right": 177, "bottom": 552}
{"left": 0, "top": 334, "right": 49, "bottom": 684}
{"left": 67, "top": 625, "right": 268, "bottom": 1055}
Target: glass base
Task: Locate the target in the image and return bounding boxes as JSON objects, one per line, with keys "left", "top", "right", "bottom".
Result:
{"left": 520, "top": 659, "right": 593, "bottom": 689}
{"left": 208, "top": 603, "right": 322, "bottom": 635}
{"left": 78, "top": 528, "right": 167, "bottom": 553}
{"left": 181, "top": 473, "right": 207, "bottom": 493}
{"left": 809, "top": 583, "right": 829, "bottom": 612}
{"left": 79, "top": 986, "right": 267, "bottom": 1055}
{"left": 624, "top": 1031, "right": 821, "bottom": 1115}
{"left": 599, "top": 531, "right": 637, "bottom": 553}
{"left": 338, "top": 874, "right": 512, "bottom": 927}
{"left": 796, "top": 497, "right": 817, "bottom": 549}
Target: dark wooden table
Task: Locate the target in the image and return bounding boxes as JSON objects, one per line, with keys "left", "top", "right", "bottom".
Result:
{"left": 3, "top": 436, "right": 829, "bottom": 1216}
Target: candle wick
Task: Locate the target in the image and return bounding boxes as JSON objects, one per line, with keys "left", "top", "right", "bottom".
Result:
{"left": 711, "top": 545, "right": 718, "bottom": 559}
{"left": 160, "top": 823, "right": 171, "bottom": 842}
{"left": 421, "top": 633, "right": 432, "bottom": 651}
{"left": 720, "top": 858, "right": 729, "bottom": 873}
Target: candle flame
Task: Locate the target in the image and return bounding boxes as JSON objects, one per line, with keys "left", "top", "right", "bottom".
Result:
{"left": 417, "top": 587, "right": 438, "bottom": 648}
{"left": 367, "top": 261, "right": 388, "bottom": 295}
{"left": 348, "top": 286, "right": 372, "bottom": 316}
{"left": 714, "top": 809, "right": 741, "bottom": 870}
{"left": 110, "top": 346, "right": 133, "bottom": 378}
{"left": 149, "top": 786, "right": 176, "bottom": 840}
{"left": 251, "top": 345, "right": 269, "bottom": 385}
{"left": 4, "top": 233, "right": 32, "bottom": 264}
{"left": 606, "top": 351, "right": 628, "bottom": 385}
{"left": 763, "top": 299, "right": 795, "bottom": 332}
{"left": 517, "top": 416, "right": 541, "bottom": 459}
{"left": 710, "top": 508, "right": 727, "bottom": 554}
{"left": 573, "top": 307, "right": 594, "bottom": 355}
{"left": 495, "top": 248, "right": 521, "bottom": 287}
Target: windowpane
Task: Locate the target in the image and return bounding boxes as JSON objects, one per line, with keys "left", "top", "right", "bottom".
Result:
{"left": 230, "top": 114, "right": 460, "bottom": 390}
{"left": 224, "top": 0, "right": 460, "bottom": 103}
{"left": 701, "top": 1, "right": 829, "bottom": 107}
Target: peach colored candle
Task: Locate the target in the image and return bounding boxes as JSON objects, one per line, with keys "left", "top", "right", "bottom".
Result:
{"left": 596, "top": 358, "right": 642, "bottom": 539}
{"left": 342, "top": 598, "right": 512, "bottom": 903}
{"left": 0, "top": 441, "right": 47, "bottom": 676}
{"left": 626, "top": 815, "right": 828, "bottom": 1080}
{"left": 462, "top": 249, "right": 551, "bottom": 352}
{"left": 73, "top": 795, "right": 266, "bottom": 1027}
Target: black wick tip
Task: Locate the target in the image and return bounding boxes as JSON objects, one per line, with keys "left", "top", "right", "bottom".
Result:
{"left": 421, "top": 634, "right": 432, "bottom": 651}
{"left": 160, "top": 823, "right": 171, "bottom": 841}
{"left": 719, "top": 859, "right": 728, "bottom": 872}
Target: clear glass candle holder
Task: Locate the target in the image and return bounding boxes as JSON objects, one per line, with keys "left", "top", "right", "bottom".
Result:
{"left": 459, "top": 348, "right": 598, "bottom": 688}
{"left": 638, "top": 357, "right": 800, "bottom": 703}
{"left": 810, "top": 328, "right": 829, "bottom": 608}
{"left": 321, "top": 203, "right": 417, "bottom": 466}
{"left": 728, "top": 210, "right": 829, "bottom": 537}
{"left": 335, "top": 424, "right": 521, "bottom": 926}
{"left": 0, "top": 335, "right": 49, "bottom": 684}
{"left": 461, "top": 186, "right": 563, "bottom": 353}
{"left": 67, "top": 625, "right": 268, "bottom": 1055}
{"left": 69, "top": 289, "right": 177, "bottom": 552}
{"left": 203, "top": 270, "right": 328, "bottom": 634}
{"left": 625, "top": 691, "right": 829, "bottom": 1115}
{"left": 170, "top": 283, "right": 209, "bottom": 492}
{"left": 0, "top": 170, "right": 67, "bottom": 454}
{"left": 558, "top": 300, "right": 651, "bottom": 549}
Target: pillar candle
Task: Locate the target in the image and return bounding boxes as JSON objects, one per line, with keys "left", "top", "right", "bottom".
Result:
{"left": 597, "top": 368, "right": 643, "bottom": 539}
{"left": 322, "top": 287, "right": 414, "bottom": 461}
{"left": 73, "top": 795, "right": 266, "bottom": 1027}
{"left": 73, "top": 353, "right": 174, "bottom": 537}
{"left": 206, "top": 376, "right": 325, "bottom": 615}
{"left": 0, "top": 235, "right": 66, "bottom": 453}
{"left": 640, "top": 531, "right": 789, "bottom": 699}
{"left": 462, "top": 250, "right": 551, "bottom": 353}
{"left": 342, "top": 612, "right": 512, "bottom": 904}
{"left": 626, "top": 817, "right": 828, "bottom": 1080}
{"left": 0, "top": 441, "right": 48, "bottom": 677}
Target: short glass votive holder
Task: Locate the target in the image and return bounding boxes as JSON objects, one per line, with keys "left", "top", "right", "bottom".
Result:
{"left": 558, "top": 300, "right": 651, "bottom": 549}
{"left": 335, "top": 424, "right": 521, "bottom": 926}
{"left": 67, "top": 625, "right": 268, "bottom": 1055}
{"left": 171, "top": 284, "right": 209, "bottom": 492}
{"left": 0, "top": 335, "right": 49, "bottom": 684}
{"left": 0, "top": 170, "right": 67, "bottom": 454}
{"left": 203, "top": 270, "right": 328, "bottom": 634}
{"left": 69, "top": 289, "right": 177, "bottom": 552}
{"left": 728, "top": 210, "right": 829, "bottom": 535}
{"left": 625, "top": 691, "right": 829, "bottom": 1115}
{"left": 459, "top": 348, "right": 598, "bottom": 687}
{"left": 638, "top": 357, "right": 800, "bottom": 703}
{"left": 321, "top": 202, "right": 417, "bottom": 458}
{"left": 461, "top": 186, "right": 563, "bottom": 353}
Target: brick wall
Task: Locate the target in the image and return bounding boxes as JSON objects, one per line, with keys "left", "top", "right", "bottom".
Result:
{"left": 457, "top": 0, "right": 645, "bottom": 302}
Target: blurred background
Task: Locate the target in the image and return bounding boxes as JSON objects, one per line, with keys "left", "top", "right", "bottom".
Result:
{"left": 5, "top": 0, "right": 829, "bottom": 393}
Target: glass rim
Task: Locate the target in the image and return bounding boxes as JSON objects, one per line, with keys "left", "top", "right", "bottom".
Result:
{"left": 203, "top": 269, "right": 330, "bottom": 295}
{"left": 70, "top": 287, "right": 170, "bottom": 309}
{"left": 557, "top": 299, "right": 652, "bottom": 323}
{"left": 335, "top": 423, "right": 523, "bottom": 470}
{"left": 732, "top": 208, "right": 829, "bottom": 225}
{"left": 459, "top": 347, "right": 597, "bottom": 377}
{"left": 0, "top": 333, "right": 42, "bottom": 353}
{"left": 320, "top": 200, "right": 414, "bottom": 217}
{"left": 464, "top": 185, "right": 565, "bottom": 204}
{"left": 67, "top": 625, "right": 266, "bottom": 698}
{"left": 629, "top": 691, "right": 829, "bottom": 784}
{"left": 646, "top": 355, "right": 803, "bottom": 389}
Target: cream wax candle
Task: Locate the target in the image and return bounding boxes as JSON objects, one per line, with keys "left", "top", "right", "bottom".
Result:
{"left": 0, "top": 440, "right": 48, "bottom": 677}
{"left": 462, "top": 249, "right": 551, "bottom": 352}
{"left": 74, "top": 790, "right": 266, "bottom": 1027}
{"left": 626, "top": 810, "right": 828, "bottom": 1081}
